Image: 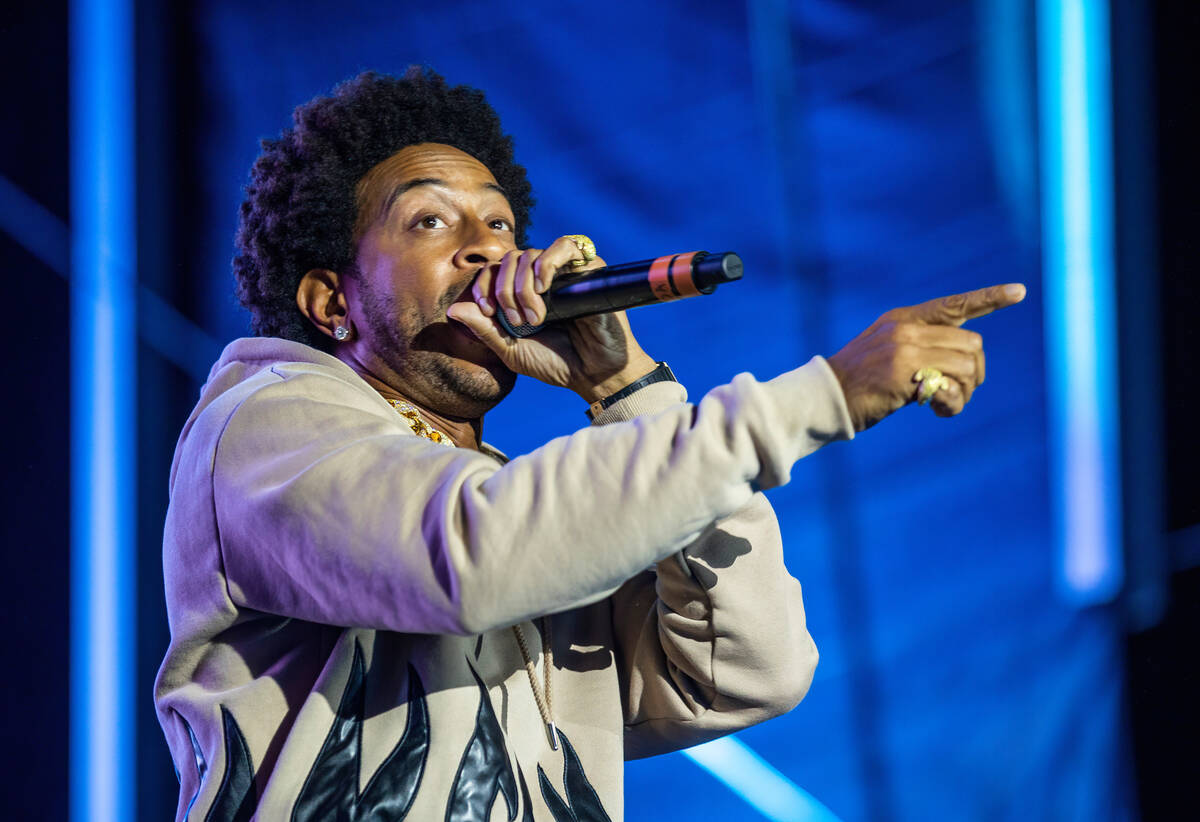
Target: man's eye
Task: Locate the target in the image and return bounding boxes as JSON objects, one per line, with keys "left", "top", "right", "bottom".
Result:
{"left": 419, "top": 215, "right": 446, "bottom": 228}
{"left": 490, "top": 218, "right": 513, "bottom": 231}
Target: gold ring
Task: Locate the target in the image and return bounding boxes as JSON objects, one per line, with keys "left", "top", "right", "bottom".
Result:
{"left": 913, "top": 367, "right": 950, "bottom": 405}
{"left": 565, "top": 234, "right": 597, "bottom": 268}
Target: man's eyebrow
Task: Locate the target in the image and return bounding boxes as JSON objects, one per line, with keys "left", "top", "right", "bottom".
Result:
{"left": 383, "top": 178, "right": 443, "bottom": 216}
{"left": 383, "top": 178, "right": 510, "bottom": 217}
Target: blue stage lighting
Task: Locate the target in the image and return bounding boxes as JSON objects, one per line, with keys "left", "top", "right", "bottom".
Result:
{"left": 1037, "top": 0, "right": 1123, "bottom": 604}
{"left": 684, "top": 737, "right": 841, "bottom": 822}
{"left": 69, "top": 0, "right": 136, "bottom": 820}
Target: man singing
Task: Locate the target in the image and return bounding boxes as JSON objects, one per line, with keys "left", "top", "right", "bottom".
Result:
{"left": 154, "top": 68, "right": 1023, "bottom": 821}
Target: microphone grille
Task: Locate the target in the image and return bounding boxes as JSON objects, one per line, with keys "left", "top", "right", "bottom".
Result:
{"left": 496, "top": 310, "right": 544, "bottom": 338}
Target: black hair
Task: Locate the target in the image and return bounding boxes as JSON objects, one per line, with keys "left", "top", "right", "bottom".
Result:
{"left": 233, "top": 67, "right": 534, "bottom": 349}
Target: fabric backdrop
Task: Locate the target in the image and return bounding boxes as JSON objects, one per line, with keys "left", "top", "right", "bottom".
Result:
{"left": 180, "top": 1, "right": 1134, "bottom": 818}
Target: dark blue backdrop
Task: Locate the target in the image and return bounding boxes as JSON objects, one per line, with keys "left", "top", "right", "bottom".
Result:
{"left": 179, "top": 1, "right": 1132, "bottom": 818}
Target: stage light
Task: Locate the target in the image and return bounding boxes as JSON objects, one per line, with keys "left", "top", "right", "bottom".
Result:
{"left": 1037, "top": 0, "right": 1123, "bottom": 603}
{"left": 69, "top": 0, "right": 136, "bottom": 819}
{"left": 684, "top": 737, "right": 841, "bottom": 822}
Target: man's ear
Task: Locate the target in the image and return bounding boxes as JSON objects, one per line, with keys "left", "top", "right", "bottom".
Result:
{"left": 296, "top": 268, "right": 351, "bottom": 342}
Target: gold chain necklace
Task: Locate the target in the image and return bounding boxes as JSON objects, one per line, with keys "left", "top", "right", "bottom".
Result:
{"left": 385, "top": 395, "right": 558, "bottom": 748}
{"left": 386, "top": 399, "right": 455, "bottom": 447}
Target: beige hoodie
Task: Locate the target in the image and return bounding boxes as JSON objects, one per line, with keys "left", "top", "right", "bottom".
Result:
{"left": 154, "top": 337, "right": 854, "bottom": 821}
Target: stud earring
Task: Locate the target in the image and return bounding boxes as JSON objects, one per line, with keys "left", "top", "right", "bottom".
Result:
{"left": 334, "top": 325, "right": 351, "bottom": 341}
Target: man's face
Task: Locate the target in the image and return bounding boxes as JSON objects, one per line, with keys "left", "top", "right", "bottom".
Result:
{"left": 347, "top": 142, "right": 519, "bottom": 416}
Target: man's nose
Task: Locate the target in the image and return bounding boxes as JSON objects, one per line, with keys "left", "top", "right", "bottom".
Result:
{"left": 454, "top": 219, "right": 509, "bottom": 267}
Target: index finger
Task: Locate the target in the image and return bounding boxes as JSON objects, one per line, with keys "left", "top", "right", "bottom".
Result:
{"left": 906, "top": 282, "right": 1026, "bottom": 326}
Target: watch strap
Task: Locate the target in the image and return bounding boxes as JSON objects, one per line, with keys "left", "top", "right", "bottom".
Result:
{"left": 586, "top": 361, "right": 677, "bottom": 420}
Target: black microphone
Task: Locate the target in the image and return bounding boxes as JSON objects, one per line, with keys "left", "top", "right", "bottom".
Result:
{"left": 494, "top": 250, "right": 743, "bottom": 337}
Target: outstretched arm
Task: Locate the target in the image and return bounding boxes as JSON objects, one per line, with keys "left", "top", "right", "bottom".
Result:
{"left": 206, "top": 354, "right": 851, "bottom": 637}
{"left": 204, "top": 282, "right": 1022, "bottom": 638}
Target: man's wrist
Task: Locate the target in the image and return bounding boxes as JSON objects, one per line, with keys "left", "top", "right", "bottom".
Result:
{"left": 584, "top": 360, "right": 677, "bottom": 420}
{"left": 572, "top": 354, "right": 660, "bottom": 405}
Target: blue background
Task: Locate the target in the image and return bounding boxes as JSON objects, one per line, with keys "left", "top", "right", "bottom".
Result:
{"left": 6, "top": 0, "right": 1171, "bottom": 819}
{"left": 176, "top": 0, "right": 1131, "bottom": 819}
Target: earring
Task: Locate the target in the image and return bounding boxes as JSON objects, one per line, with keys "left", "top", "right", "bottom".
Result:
{"left": 334, "top": 325, "right": 351, "bottom": 341}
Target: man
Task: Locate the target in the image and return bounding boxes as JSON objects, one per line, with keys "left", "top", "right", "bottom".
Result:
{"left": 155, "top": 68, "right": 1022, "bottom": 821}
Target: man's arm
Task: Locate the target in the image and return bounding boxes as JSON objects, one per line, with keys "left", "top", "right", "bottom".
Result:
{"left": 209, "top": 282, "right": 1021, "bottom": 637}
{"left": 207, "top": 355, "right": 852, "bottom": 637}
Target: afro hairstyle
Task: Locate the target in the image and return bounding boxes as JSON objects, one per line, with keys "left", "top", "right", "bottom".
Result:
{"left": 233, "top": 67, "right": 535, "bottom": 350}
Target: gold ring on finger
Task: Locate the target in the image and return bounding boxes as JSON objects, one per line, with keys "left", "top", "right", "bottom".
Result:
{"left": 913, "top": 367, "right": 951, "bottom": 405}
{"left": 565, "top": 234, "right": 597, "bottom": 268}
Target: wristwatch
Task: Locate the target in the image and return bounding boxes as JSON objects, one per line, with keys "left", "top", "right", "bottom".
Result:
{"left": 586, "top": 361, "right": 677, "bottom": 420}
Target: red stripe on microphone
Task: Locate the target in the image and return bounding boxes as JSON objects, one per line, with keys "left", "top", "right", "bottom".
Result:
{"left": 669, "top": 252, "right": 702, "bottom": 298}
{"left": 647, "top": 255, "right": 679, "bottom": 301}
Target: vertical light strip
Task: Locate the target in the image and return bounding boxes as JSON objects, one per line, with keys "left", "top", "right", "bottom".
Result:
{"left": 70, "top": 0, "right": 136, "bottom": 819}
{"left": 684, "top": 738, "right": 841, "bottom": 822}
{"left": 1037, "top": 0, "right": 1123, "bottom": 603}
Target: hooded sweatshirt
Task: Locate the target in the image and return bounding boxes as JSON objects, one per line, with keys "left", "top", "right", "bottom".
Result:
{"left": 154, "top": 337, "right": 854, "bottom": 821}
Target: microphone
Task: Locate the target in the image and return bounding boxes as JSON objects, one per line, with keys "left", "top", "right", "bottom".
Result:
{"left": 494, "top": 250, "right": 743, "bottom": 337}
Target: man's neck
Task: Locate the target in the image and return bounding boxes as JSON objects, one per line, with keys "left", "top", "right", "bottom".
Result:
{"left": 353, "top": 369, "right": 483, "bottom": 451}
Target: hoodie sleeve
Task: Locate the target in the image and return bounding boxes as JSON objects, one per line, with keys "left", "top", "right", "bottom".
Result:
{"left": 205, "top": 357, "right": 853, "bottom": 637}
